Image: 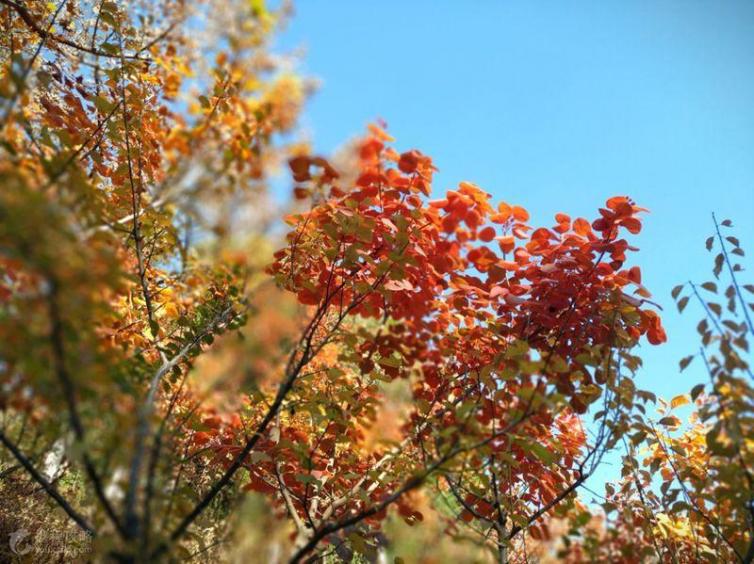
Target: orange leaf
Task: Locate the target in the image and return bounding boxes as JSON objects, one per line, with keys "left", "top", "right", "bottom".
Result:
{"left": 573, "top": 217, "right": 591, "bottom": 236}
{"left": 670, "top": 394, "right": 689, "bottom": 409}
{"left": 512, "top": 205, "right": 529, "bottom": 222}
{"left": 497, "top": 235, "right": 515, "bottom": 253}
{"left": 398, "top": 150, "right": 420, "bottom": 173}
{"left": 621, "top": 217, "right": 642, "bottom": 234}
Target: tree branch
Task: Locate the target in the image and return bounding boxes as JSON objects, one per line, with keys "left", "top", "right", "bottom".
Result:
{"left": 47, "top": 279, "right": 126, "bottom": 537}
{"left": 0, "top": 0, "right": 150, "bottom": 61}
{"left": 0, "top": 429, "right": 94, "bottom": 536}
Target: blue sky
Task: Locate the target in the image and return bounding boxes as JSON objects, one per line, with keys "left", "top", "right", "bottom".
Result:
{"left": 273, "top": 2, "right": 754, "bottom": 487}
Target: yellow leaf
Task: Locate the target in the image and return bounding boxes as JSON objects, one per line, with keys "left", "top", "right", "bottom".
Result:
{"left": 163, "top": 302, "right": 179, "bottom": 319}
{"left": 670, "top": 394, "right": 689, "bottom": 409}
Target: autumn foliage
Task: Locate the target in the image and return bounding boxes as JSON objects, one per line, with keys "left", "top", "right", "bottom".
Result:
{"left": 0, "top": 1, "right": 752, "bottom": 563}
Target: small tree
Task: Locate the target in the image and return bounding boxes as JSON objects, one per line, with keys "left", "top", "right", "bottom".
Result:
{"left": 557, "top": 219, "right": 753, "bottom": 563}
{"left": 0, "top": 1, "right": 670, "bottom": 561}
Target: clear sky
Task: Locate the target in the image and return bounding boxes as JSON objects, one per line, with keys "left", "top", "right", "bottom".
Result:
{"left": 273, "top": 1, "right": 754, "bottom": 488}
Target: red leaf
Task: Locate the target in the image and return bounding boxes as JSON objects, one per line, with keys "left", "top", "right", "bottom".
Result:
{"left": 478, "top": 226, "right": 496, "bottom": 242}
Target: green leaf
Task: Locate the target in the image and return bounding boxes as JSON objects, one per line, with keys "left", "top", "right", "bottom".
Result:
{"left": 690, "top": 383, "right": 705, "bottom": 401}
{"left": 93, "top": 95, "right": 116, "bottom": 113}
{"left": 100, "top": 10, "right": 117, "bottom": 27}
{"left": 526, "top": 442, "right": 556, "bottom": 465}
{"left": 249, "top": 451, "right": 270, "bottom": 464}
{"left": 295, "top": 473, "right": 319, "bottom": 486}
{"left": 378, "top": 355, "right": 401, "bottom": 368}
{"left": 57, "top": 129, "right": 73, "bottom": 148}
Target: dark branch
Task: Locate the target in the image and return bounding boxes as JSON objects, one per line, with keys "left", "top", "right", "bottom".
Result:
{"left": 47, "top": 279, "right": 126, "bottom": 537}
{"left": 0, "top": 429, "right": 94, "bottom": 536}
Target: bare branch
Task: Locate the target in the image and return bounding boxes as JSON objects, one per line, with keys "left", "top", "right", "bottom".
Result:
{"left": 0, "top": 429, "right": 94, "bottom": 536}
